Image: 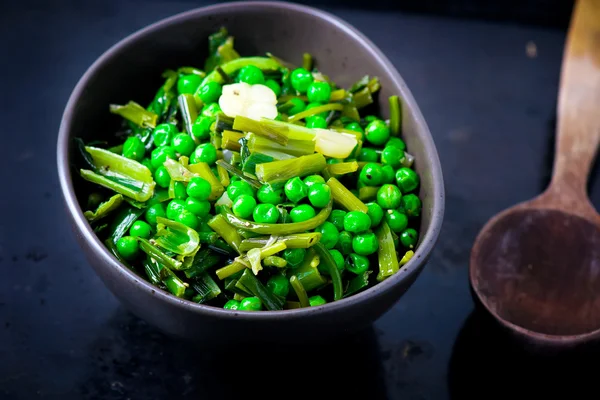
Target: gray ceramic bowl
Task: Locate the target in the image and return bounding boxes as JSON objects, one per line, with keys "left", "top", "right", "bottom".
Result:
{"left": 57, "top": 1, "right": 444, "bottom": 343}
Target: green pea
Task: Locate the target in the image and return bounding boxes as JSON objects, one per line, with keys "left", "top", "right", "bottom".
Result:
{"left": 395, "top": 167, "right": 420, "bottom": 193}
{"left": 363, "top": 115, "right": 378, "bottom": 123}
{"left": 290, "top": 204, "right": 316, "bottom": 222}
{"left": 177, "top": 74, "right": 202, "bottom": 94}
{"left": 315, "top": 221, "right": 339, "bottom": 249}
{"left": 227, "top": 180, "right": 255, "bottom": 201}
{"left": 308, "top": 183, "right": 331, "bottom": 208}
{"left": 253, "top": 203, "right": 279, "bottom": 223}
{"left": 336, "top": 231, "right": 353, "bottom": 255}
{"left": 386, "top": 137, "right": 406, "bottom": 151}
{"left": 306, "top": 81, "right": 331, "bottom": 103}
{"left": 166, "top": 199, "right": 186, "bottom": 220}
{"left": 359, "top": 163, "right": 384, "bottom": 186}
{"left": 284, "top": 248, "right": 306, "bottom": 268}
{"left": 266, "top": 274, "right": 289, "bottom": 298}
{"left": 344, "top": 122, "right": 364, "bottom": 134}
{"left": 237, "top": 65, "right": 265, "bottom": 85}
{"left": 192, "top": 115, "right": 213, "bottom": 140}
{"left": 290, "top": 67, "right": 314, "bottom": 93}
{"left": 190, "top": 143, "right": 217, "bottom": 165}
{"left": 232, "top": 194, "right": 257, "bottom": 219}
{"left": 185, "top": 198, "right": 211, "bottom": 217}
{"left": 352, "top": 232, "right": 379, "bottom": 256}
{"left": 329, "top": 249, "right": 345, "bottom": 273}
{"left": 381, "top": 145, "right": 405, "bottom": 169}
{"left": 171, "top": 133, "right": 195, "bottom": 157}
{"left": 150, "top": 146, "right": 177, "bottom": 169}
{"left": 129, "top": 221, "right": 151, "bottom": 239}
{"left": 400, "top": 228, "right": 418, "bottom": 248}
{"left": 364, "top": 119, "right": 390, "bottom": 146}
{"left": 328, "top": 209, "right": 347, "bottom": 231}
{"left": 377, "top": 184, "right": 402, "bottom": 209}
{"left": 154, "top": 166, "right": 171, "bottom": 188}
{"left": 200, "top": 103, "right": 222, "bottom": 118}
{"left": 345, "top": 253, "right": 370, "bottom": 274}
{"left": 239, "top": 296, "right": 262, "bottom": 311}
{"left": 175, "top": 209, "right": 199, "bottom": 230}
{"left": 306, "top": 115, "right": 327, "bottom": 129}
{"left": 385, "top": 209, "right": 408, "bottom": 232}
{"left": 288, "top": 98, "right": 306, "bottom": 115}
{"left": 257, "top": 184, "right": 285, "bottom": 204}
{"left": 366, "top": 202, "right": 384, "bottom": 226}
{"left": 116, "top": 236, "right": 139, "bottom": 260}
{"left": 264, "top": 79, "right": 281, "bottom": 96}
{"left": 327, "top": 158, "right": 342, "bottom": 165}
{"left": 186, "top": 176, "right": 212, "bottom": 201}
{"left": 173, "top": 181, "right": 188, "bottom": 200}
{"left": 284, "top": 177, "right": 308, "bottom": 203}
{"left": 357, "top": 147, "right": 379, "bottom": 162}
{"left": 142, "top": 158, "right": 155, "bottom": 173}
{"left": 381, "top": 165, "right": 395, "bottom": 184}
{"left": 398, "top": 194, "right": 422, "bottom": 218}
{"left": 198, "top": 81, "right": 222, "bottom": 104}
{"left": 309, "top": 295, "right": 327, "bottom": 307}
{"left": 304, "top": 174, "right": 326, "bottom": 187}
{"left": 145, "top": 203, "right": 166, "bottom": 225}
{"left": 224, "top": 299, "right": 240, "bottom": 310}
{"left": 122, "top": 136, "right": 145, "bottom": 161}
{"left": 343, "top": 211, "right": 371, "bottom": 233}
{"left": 153, "top": 123, "right": 177, "bottom": 147}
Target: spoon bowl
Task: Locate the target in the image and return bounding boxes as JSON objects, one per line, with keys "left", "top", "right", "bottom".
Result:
{"left": 470, "top": 0, "right": 600, "bottom": 347}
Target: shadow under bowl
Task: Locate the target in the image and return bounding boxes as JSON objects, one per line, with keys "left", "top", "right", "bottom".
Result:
{"left": 57, "top": 1, "right": 444, "bottom": 343}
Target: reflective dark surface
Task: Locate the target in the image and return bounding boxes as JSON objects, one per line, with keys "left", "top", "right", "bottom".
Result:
{"left": 2, "top": 1, "right": 599, "bottom": 399}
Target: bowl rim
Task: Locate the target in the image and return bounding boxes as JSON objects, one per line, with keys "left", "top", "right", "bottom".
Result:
{"left": 57, "top": 0, "right": 445, "bottom": 320}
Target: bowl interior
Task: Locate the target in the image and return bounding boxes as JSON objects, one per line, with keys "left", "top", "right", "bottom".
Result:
{"left": 61, "top": 1, "right": 443, "bottom": 314}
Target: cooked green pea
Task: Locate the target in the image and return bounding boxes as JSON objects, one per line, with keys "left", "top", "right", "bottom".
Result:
{"left": 290, "top": 67, "right": 314, "bottom": 93}
{"left": 352, "top": 232, "right": 379, "bottom": 255}
{"left": 366, "top": 202, "right": 384, "bottom": 226}
{"left": 166, "top": 199, "right": 186, "bottom": 220}
{"left": 284, "top": 248, "right": 306, "bottom": 268}
{"left": 177, "top": 74, "right": 202, "bottom": 94}
{"left": 141, "top": 158, "right": 155, "bottom": 173}
{"left": 191, "top": 115, "right": 212, "bottom": 140}
{"left": 336, "top": 231, "right": 353, "bottom": 255}
{"left": 253, "top": 203, "right": 279, "bottom": 223}
{"left": 171, "top": 133, "right": 195, "bottom": 156}
{"left": 381, "top": 145, "right": 405, "bottom": 169}
{"left": 122, "top": 136, "right": 145, "bottom": 161}
{"left": 386, "top": 137, "right": 406, "bottom": 151}
{"left": 381, "top": 165, "right": 395, "bottom": 184}
{"left": 364, "top": 120, "right": 390, "bottom": 146}
{"left": 154, "top": 166, "right": 171, "bottom": 188}
{"left": 308, "top": 183, "right": 331, "bottom": 208}
{"left": 309, "top": 295, "right": 327, "bottom": 307}
{"left": 190, "top": 143, "right": 217, "bottom": 165}
{"left": 232, "top": 194, "right": 257, "bottom": 219}
{"left": 377, "top": 184, "right": 402, "bottom": 209}
{"left": 329, "top": 249, "right": 345, "bottom": 272}
{"left": 224, "top": 299, "right": 240, "bottom": 310}
{"left": 398, "top": 194, "right": 422, "bottom": 217}
{"left": 266, "top": 274, "right": 289, "bottom": 298}
{"left": 345, "top": 253, "right": 370, "bottom": 274}
{"left": 315, "top": 222, "right": 339, "bottom": 249}
{"left": 257, "top": 184, "right": 285, "bottom": 204}
{"left": 395, "top": 167, "right": 420, "bottom": 193}
{"left": 289, "top": 204, "right": 316, "bottom": 222}
{"left": 175, "top": 209, "right": 199, "bottom": 230}
{"left": 400, "top": 228, "right": 418, "bottom": 248}
{"left": 227, "top": 180, "right": 255, "bottom": 201}
{"left": 306, "top": 115, "right": 327, "bottom": 129}
{"left": 284, "top": 177, "right": 308, "bottom": 203}
{"left": 150, "top": 146, "right": 177, "bottom": 169}
{"left": 357, "top": 147, "right": 379, "bottom": 162}
{"left": 185, "top": 197, "right": 211, "bottom": 217}
{"left": 129, "top": 221, "right": 151, "bottom": 239}
{"left": 116, "top": 236, "right": 139, "bottom": 260}
{"left": 153, "top": 123, "right": 177, "bottom": 147}
{"left": 343, "top": 211, "right": 371, "bottom": 233}
{"left": 385, "top": 209, "right": 408, "bottom": 232}
{"left": 145, "top": 203, "right": 166, "bottom": 225}
{"left": 198, "top": 81, "right": 222, "bottom": 104}
{"left": 359, "top": 163, "right": 383, "bottom": 186}
{"left": 200, "top": 103, "right": 222, "bottom": 118}
{"left": 173, "top": 181, "right": 187, "bottom": 200}
{"left": 344, "top": 122, "right": 364, "bottom": 134}
{"left": 304, "top": 175, "right": 326, "bottom": 188}
{"left": 306, "top": 81, "right": 331, "bottom": 103}
{"left": 186, "top": 176, "right": 212, "bottom": 200}
{"left": 328, "top": 209, "right": 347, "bottom": 231}
{"left": 288, "top": 98, "right": 306, "bottom": 115}
{"left": 237, "top": 65, "right": 265, "bottom": 85}
{"left": 239, "top": 296, "right": 262, "bottom": 311}
{"left": 264, "top": 79, "right": 281, "bottom": 96}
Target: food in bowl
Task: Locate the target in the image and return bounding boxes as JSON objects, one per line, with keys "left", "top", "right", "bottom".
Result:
{"left": 75, "top": 28, "right": 422, "bottom": 311}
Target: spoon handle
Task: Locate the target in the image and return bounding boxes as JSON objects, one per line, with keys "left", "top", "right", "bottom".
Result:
{"left": 549, "top": 0, "right": 600, "bottom": 212}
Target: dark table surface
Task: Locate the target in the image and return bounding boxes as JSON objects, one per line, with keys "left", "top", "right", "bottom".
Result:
{"left": 2, "top": 1, "right": 600, "bottom": 399}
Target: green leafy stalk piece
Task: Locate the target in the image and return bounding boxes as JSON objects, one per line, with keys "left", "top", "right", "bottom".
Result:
{"left": 81, "top": 146, "right": 155, "bottom": 202}
{"left": 376, "top": 221, "right": 399, "bottom": 281}
{"left": 178, "top": 94, "right": 199, "bottom": 140}
{"left": 255, "top": 153, "right": 326, "bottom": 184}
{"left": 155, "top": 217, "right": 200, "bottom": 256}
{"left": 138, "top": 238, "right": 183, "bottom": 271}
{"left": 207, "top": 214, "right": 243, "bottom": 255}
{"left": 204, "top": 28, "right": 241, "bottom": 72}
{"left": 290, "top": 275, "right": 310, "bottom": 308}
{"left": 326, "top": 177, "right": 368, "bottom": 213}
{"left": 144, "top": 256, "right": 186, "bottom": 297}
{"left": 187, "top": 162, "right": 225, "bottom": 201}
{"left": 234, "top": 115, "right": 288, "bottom": 145}
{"left": 247, "top": 133, "right": 315, "bottom": 159}
{"left": 313, "top": 242, "right": 343, "bottom": 301}
{"left": 84, "top": 194, "right": 123, "bottom": 222}
{"left": 110, "top": 101, "right": 158, "bottom": 128}
{"left": 263, "top": 256, "right": 287, "bottom": 268}
{"left": 192, "top": 273, "right": 222, "bottom": 303}
{"left": 215, "top": 160, "right": 262, "bottom": 189}
{"left": 344, "top": 271, "right": 372, "bottom": 298}
{"left": 238, "top": 269, "right": 284, "bottom": 310}
{"left": 220, "top": 199, "right": 332, "bottom": 235}
{"left": 198, "top": 57, "right": 281, "bottom": 89}
{"left": 302, "top": 52, "right": 313, "bottom": 71}
{"left": 147, "top": 70, "right": 178, "bottom": 123}
{"left": 184, "top": 249, "right": 222, "bottom": 279}
{"left": 177, "top": 66, "right": 206, "bottom": 77}
{"left": 232, "top": 115, "right": 316, "bottom": 142}
{"left": 238, "top": 232, "right": 322, "bottom": 252}
{"left": 324, "top": 161, "right": 358, "bottom": 180}
{"left": 163, "top": 159, "right": 197, "bottom": 182}
{"left": 287, "top": 103, "right": 344, "bottom": 122}
{"left": 389, "top": 95, "right": 402, "bottom": 136}
{"left": 109, "top": 206, "right": 145, "bottom": 244}
{"left": 352, "top": 87, "right": 373, "bottom": 109}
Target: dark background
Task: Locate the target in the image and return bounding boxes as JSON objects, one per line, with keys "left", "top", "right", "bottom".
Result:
{"left": 2, "top": 0, "right": 600, "bottom": 399}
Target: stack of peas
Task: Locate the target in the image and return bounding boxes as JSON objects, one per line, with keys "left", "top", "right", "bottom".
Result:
{"left": 111, "top": 56, "right": 421, "bottom": 311}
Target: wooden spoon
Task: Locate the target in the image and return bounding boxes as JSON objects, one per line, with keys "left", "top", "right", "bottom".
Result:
{"left": 469, "top": 0, "right": 600, "bottom": 347}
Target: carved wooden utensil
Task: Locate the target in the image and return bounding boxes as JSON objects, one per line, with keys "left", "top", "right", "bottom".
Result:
{"left": 469, "top": 0, "right": 600, "bottom": 347}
